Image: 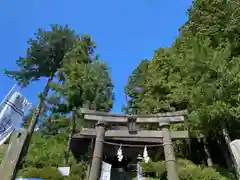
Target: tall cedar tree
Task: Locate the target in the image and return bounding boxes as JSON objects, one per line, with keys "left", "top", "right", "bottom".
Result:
{"left": 45, "top": 40, "right": 114, "bottom": 165}
{"left": 5, "top": 24, "right": 80, "bottom": 131}
{"left": 48, "top": 40, "right": 114, "bottom": 114}
{"left": 4, "top": 24, "right": 95, "bottom": 177}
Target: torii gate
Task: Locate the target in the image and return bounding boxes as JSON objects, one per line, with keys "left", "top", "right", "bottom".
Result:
{"left": 78, "top": 109, "right": 188, "bottom": 180}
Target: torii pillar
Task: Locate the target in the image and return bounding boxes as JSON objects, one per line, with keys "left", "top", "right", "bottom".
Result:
{"left": 88, "top": 121, "right": 107, "bottom": 180}
{"left": 160, "top": 122, "right": 179, "bottom": 180}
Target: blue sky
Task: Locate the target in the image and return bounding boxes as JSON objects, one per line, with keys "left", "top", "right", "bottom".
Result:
{"left": 0, "top": 0, "right": 192, "bottom": 113}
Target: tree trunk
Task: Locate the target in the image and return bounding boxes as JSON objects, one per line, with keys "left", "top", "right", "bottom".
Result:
{"left": 217, "top": 136, "right": 233, "bottom": 170}
{"left": 222, "top": 127, "right": 240, "bottom": 178}
{"left": 64, "top": 109, "right": 76, "bottom": 165}
{"left": 222, "top": 127, "right": 232, "bottom": 150}
{"left": 27, "top": 75, "right": 54, "bottom": 135}
{"left": 11, "top": 75, "right": 54, "bottom": 180}
{"left": 86, "top": 138, "right": 94, "bottom": 179}
{"left": 222, "top": 127, "right": 235, "bottom": 168}
{"left": 203, "top": 139, "right": 213, "bottom": 167}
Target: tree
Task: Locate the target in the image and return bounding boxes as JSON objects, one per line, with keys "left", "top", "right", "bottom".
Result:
{"left": 4, "top": 24, "right": 95, "bottom": 178}
{"left": 48, "top": 43, "right": 114, "bottom": 165}
{"left": 5, "top": 24, "right": 80, "bottom": 132}
{"left": 39, "top": 114, "right": 70, "bottom": 135}
{"left": 49, "top": 41, "right": 114, "bottom": 114}
{"left": 179, "top": 0, "right": 229, "bottom": 47}
{"left": 21, "top": 109, "right": 35, "bottom": 129}
{"left": 124, "top": 0, "right": 240, "bottom": 173}
{"left": 22, "top": 104, "right": 48, "bottom": 129}
{"left": 124, "top": 59, "right": 150, "bottom": 114}
{"left": 124, "top": 48, "right": 188, "bottom": 114}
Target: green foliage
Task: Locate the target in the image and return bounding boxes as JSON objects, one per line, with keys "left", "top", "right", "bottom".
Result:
{"left": 49, "top": 43, "right": 114, "bottom": 114}
{"left": 124, "top": 0, "right": 240, "bottom": 140}
{"left": 124, "top": 48, "right": 189, "bottom": 114}
{"left": 123, "top": 2, "right": 240, "bottom": 176}
{"left": 18, "top": 132, "right": 88, "bottom": 179}
{"left": 179, "top": 0, "right": 229, "bottom": 48}
{"left": 18, "top": 167, "right": 65, "bottom": 180}
{"left": 18, "top": 166, "right": 87, "bottom": 180}
{"left": 44, "top": 38, "right": 114, "bottom": 135}
{"left": 181, "top": 41, "right": 240, "bottom": 137}
{"left": 39, "top": 115, "right": 70, "bottom": 135}
{"left": 21, "top": 109, "right": 34, "bottom": 129}
{"left": 69, "top": 160, "right": 88, "bottom": 179}
{"left": 5, "top": 24, "right": 79, "bottom": 87}
{"left": 140, "top": 160, "right": 166, "bottom": 177}
{"left": 177, "top": 159, "right": 229, "bottom": 180}
{"left": 22, "top": 107, "right": 48, "bottom": 129}
{"left": 23, "top": 132, "right": 68, "bottom": 168}
{"left": 140, "top": 159, "right": 233, "bottom": 180}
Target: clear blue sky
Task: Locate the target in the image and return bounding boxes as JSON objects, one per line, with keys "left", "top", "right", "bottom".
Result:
{"left": 0, "top": 0, "right": 192, "bottom": 113}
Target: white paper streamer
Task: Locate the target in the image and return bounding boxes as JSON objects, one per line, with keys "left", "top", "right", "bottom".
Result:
{"left": 143, "top": 145, "right": 150, "bottom": 163}
{"left": 117, "top": 144, "right": 123, "bottom": 162}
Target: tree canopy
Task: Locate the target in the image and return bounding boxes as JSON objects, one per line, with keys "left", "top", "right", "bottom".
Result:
{"left": 124, "top": 0, "right": 240, "bottom": 173}
{"left": 124, "top": 0, "right": 240, "bottom": 140}
{"left": 5, "top": 24, "right": 80, "bottom": 87}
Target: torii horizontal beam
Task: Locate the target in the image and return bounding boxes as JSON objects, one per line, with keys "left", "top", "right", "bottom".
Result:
{"left": 80, "top": 108, "right": 187, "bottom": 117}
{"left": 77, "top": 128, "right": 189, "bottom": 139}
{"left": 80, "top": 108, "right": 187, "bottom": 123}
{"left": 84, "top": 115, "right": 184, "bottom": 123}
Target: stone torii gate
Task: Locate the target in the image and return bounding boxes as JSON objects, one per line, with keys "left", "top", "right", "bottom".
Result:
{"left": 79, "top": 109, "right": 188, "bottom": 180}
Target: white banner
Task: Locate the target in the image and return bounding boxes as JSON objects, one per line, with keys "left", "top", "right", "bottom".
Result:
{"left": 0, "top": 91, "right": 30, "bottom": 145}
{"left": 100, "top": 161, "right": 112, "bottom": 180}
{"left": 0, "top": 85, "right": 17, "bottom": 112}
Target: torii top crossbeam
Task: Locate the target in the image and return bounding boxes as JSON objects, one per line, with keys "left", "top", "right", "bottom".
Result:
{"left": 80, "top": 108, "right": 187, "bottom": 124}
